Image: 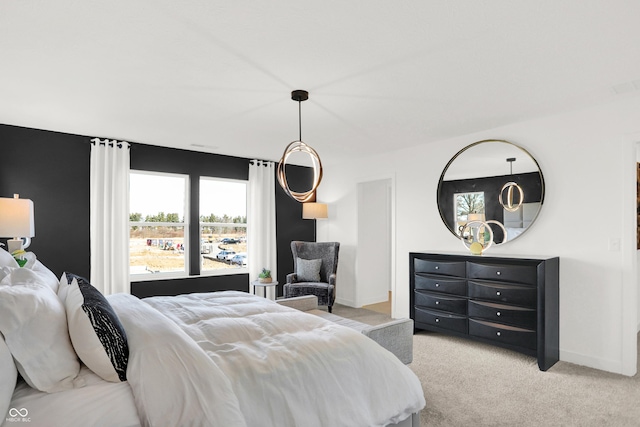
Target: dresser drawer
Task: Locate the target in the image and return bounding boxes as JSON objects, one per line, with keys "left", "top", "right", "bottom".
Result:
{"left": 468, "top": 300, "right": 536, "bottom": 329}
{"left": 414, "top": 307, "right": 467, "bottom": 334}
{"left": 414, "top": 258, "right": 466, "bottom": 277}
{"left": 469, "top": 318, "right": 536, "bottom": 350}
{"left": 467, "top": 262, "right": 538, "bottom": 286}
{"left": 468, "top": 281, "right": 536, "bottom": 307}
{"left": 414, "top": 275, "right": 466, "bottom": 295}
{"left": 415, "top": 291, "right": 467, "bottom": 315}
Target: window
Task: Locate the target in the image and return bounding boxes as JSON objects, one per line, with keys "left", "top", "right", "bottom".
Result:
{"left": 129, "top": 171, "right": 248, "bottom": 279}
{"left": 199, "top": 178, "right": 247, "bottom": 273}
{"left": 454, "top": 191, "right": 485, "bottom": 237}
{"left": 129, "top": 171, "right": 189, "bottom": 277}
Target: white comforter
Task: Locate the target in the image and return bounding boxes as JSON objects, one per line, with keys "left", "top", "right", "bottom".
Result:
{"left": 6, "top": 291, "right": 424, "bottom": 427}
{"left": 140, "top": 291, "right": 425, "bottom": 427}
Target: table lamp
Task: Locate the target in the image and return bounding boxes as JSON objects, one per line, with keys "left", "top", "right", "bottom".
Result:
{"left": 302, "top": 202, "right": 328, "bottom": 242}
{"left": 302, "top": 202, "right": 328, "bottom": 220}
{"left": 0, "top": 194, "right": 35, "bottom": 253}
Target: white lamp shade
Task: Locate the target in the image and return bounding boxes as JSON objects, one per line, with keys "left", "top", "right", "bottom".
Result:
{"left": 302, "top": 202, "right": 328, "bottom": 219}
{"left": 0, "top": 197, "right": 35, "bottom": 238}
{"left": 467, "top": 213, "right": 486, "bottom": 222}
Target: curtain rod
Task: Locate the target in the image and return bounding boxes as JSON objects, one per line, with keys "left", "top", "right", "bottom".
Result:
{"left": 249, "top": 159, "right": 274, "bottom": 166}
{"left": 90, "top": 138, "right": 130, "bottom": 149}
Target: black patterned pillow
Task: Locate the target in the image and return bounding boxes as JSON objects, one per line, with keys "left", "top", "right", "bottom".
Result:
{"left": 58, "top": 273, "right": 128, "bottom": 382}
{"left": 296, "top": 258, "right": 322, "bottom": 282}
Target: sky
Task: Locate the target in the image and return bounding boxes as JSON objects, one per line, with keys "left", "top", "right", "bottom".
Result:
{"left": 130, "top": 172, "right": 246, "bottom": 219}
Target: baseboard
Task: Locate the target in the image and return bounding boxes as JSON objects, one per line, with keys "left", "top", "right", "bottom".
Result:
{"left": 335, "top": 296, "right": 356, "bottom": 308}
{"left": 359, "top": 293, "right": 391, "bottom": 307}
{"left": 559, "top": 349, "right": 626, "bottom": 375}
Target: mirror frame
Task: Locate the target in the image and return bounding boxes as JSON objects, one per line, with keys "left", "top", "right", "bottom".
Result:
{"left": 436, "top": 139, "right": 545, "bottom": 244}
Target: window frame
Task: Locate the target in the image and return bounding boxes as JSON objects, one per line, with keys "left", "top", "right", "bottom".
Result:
{"left": 198, "top": 176, "right": 248, "bottom": 276}
{"left": 129, "top": 170, "right": 190, "bottom": 281}
{"left": 128, "top": 171, "right": 250, "bottom": 281}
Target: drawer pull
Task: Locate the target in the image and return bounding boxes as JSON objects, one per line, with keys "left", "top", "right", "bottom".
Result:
{"left": 435, "top": 318, "right": 440, "bottom": 323}
{"left": 435, "top": 266, "right": 439, "bottom": 270}
{"left": 496, "top": 291, "right": 501, "bottom": 296}
{"left": 496, "top": 312, "right": 501, "bottom": 317}
{"left": 435, "top": 283, "right": 440, "bottom": 287}
{"left": 496, "top": 271, "right": 501, "bottom": 276}
{"left": 435, "top": 301, "right": 440, "bottom": 305}
{"left": 496, "top": 331, "right": 501, "bottom": 336}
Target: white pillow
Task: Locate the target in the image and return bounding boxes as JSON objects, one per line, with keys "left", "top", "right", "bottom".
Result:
{"left": 0, "top": 249, "right": 18, "bottom": 282}
{"left": 0, "top": 250, "right": 58, "bottom": 293}
{"left": 0, "top": 248, "right": 18, "bottom": 268}
{"left": 0, "top": 268, "right": 81, "bottom": 393}
{"left": 0, "top": 332, "right": 17, "bottom": 420}
{"left": 22, "top": 252, "right": 59, "bottom": 293}
{"left": 58, "top": 273, "right": 129, "bottom": 382}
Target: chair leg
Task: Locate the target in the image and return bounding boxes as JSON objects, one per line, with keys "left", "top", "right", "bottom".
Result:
{"left": 328, "top": 305, "right": 332, "bottom": 313}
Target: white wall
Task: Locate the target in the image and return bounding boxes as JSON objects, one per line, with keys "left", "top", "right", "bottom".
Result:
{"left": 318, "top": 95, "right": 640, "bottom": 375}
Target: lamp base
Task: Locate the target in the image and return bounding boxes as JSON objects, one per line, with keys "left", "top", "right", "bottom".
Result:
{"left": 7, "top": 239, "right": 24, "bottom": 254}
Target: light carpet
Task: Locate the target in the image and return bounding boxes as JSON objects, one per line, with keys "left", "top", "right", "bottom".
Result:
{"left": 331, "top": 304, "right": 640, "bottom": 427}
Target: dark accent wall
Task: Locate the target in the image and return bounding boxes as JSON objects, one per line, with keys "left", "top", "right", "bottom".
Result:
{"left": 438, "top": 172, "right": 543, "bottom": 241}
{"left": 0, "top": 123, "right": 314, "bottom": 298}
{"left": 130, "top": 143, "right": 249, "bottom": 284}
{"left": 276, "top": 166, "right": 314, "bottom": 295}
{"left": 0, "top": 124, "right": 90, "bottom": 278}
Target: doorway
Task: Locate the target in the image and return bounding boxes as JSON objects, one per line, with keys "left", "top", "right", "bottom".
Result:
{"left": 356, "top": 177, "right": 393, "bottom": 316}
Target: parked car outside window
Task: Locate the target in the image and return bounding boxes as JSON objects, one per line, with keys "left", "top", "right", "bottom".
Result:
{"left": 230, "top": 253, "right": 247, "bottom": 266}
{"left": 216, "top": 250, "right": 236, "bottom": 261}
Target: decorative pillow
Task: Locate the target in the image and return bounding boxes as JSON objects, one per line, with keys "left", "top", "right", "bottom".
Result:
{"left": 296, "top": 257, "right": 322, "bottom": 282}
{"left": 59, "top": 273, "right": 128, "bottom": 382}
{"left": 0, "top": 268, "right": 81, "bottom": 393}
{"left": 0, "top": 332, "right": 17, "bottom": 420}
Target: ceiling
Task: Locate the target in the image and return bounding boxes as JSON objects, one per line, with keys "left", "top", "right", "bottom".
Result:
{"left": 2, "top": 1, "right": 640, "bottom": 166}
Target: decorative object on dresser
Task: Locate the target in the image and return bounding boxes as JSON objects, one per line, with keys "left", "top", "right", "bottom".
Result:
{"left": 410, "top": 252, "right": 559, "bottom": 371}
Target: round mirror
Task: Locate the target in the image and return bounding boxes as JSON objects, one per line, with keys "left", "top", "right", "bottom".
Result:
{"left": 437, "top": 139, "right": 545, "bottom": 245}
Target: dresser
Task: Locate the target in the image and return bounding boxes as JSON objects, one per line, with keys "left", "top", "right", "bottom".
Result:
{"left": 410, "top": 252, "right": 559, "bottom": 371}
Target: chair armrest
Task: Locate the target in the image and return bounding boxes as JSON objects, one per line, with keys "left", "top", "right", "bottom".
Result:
{"left": 286, "top": 273, "right": 298, "bottom": 284}
{"left": 328, "top": 273, "right": 337, "bottom": 286}
{"left": 276, "top": 295, "right": 318, "bottom": 311}
{"left": 362, "top": 318, "right": 414, "bottom": 364}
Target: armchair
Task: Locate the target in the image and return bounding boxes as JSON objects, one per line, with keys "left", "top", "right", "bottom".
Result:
{"left": 284, "top": 241, "right": 340, "bottom": 313}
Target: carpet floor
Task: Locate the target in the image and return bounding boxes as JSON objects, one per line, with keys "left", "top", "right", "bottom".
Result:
{"left": 331, "top": 303, "right": 640, "bottom": 427}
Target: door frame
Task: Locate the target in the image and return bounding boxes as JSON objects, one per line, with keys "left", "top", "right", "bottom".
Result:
{"left": 355, "top": 173, "right": 396, "bottom": 317}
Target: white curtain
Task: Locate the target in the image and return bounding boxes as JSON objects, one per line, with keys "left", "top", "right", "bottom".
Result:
{"left": 90, "top": 139, "right": 130, "bottom": 295}
{"left": 247, "top": 160, "right": 277, "bottom": 297}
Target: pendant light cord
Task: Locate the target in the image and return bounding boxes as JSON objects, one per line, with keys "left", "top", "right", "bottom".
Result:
{"left": 298, "top": 100, "right": 302, "bottom": 141}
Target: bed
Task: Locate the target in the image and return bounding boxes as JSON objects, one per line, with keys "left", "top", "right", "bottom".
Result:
{"left": 0, "top": 251, "right": 425, "bottom": 427}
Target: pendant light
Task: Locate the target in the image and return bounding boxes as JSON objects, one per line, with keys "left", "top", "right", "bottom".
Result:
{"left": 277, "top": 90, "right": 324, "bottom": 203}
{"left": 499, "top": 157, "right": 524, "bottom": 212}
